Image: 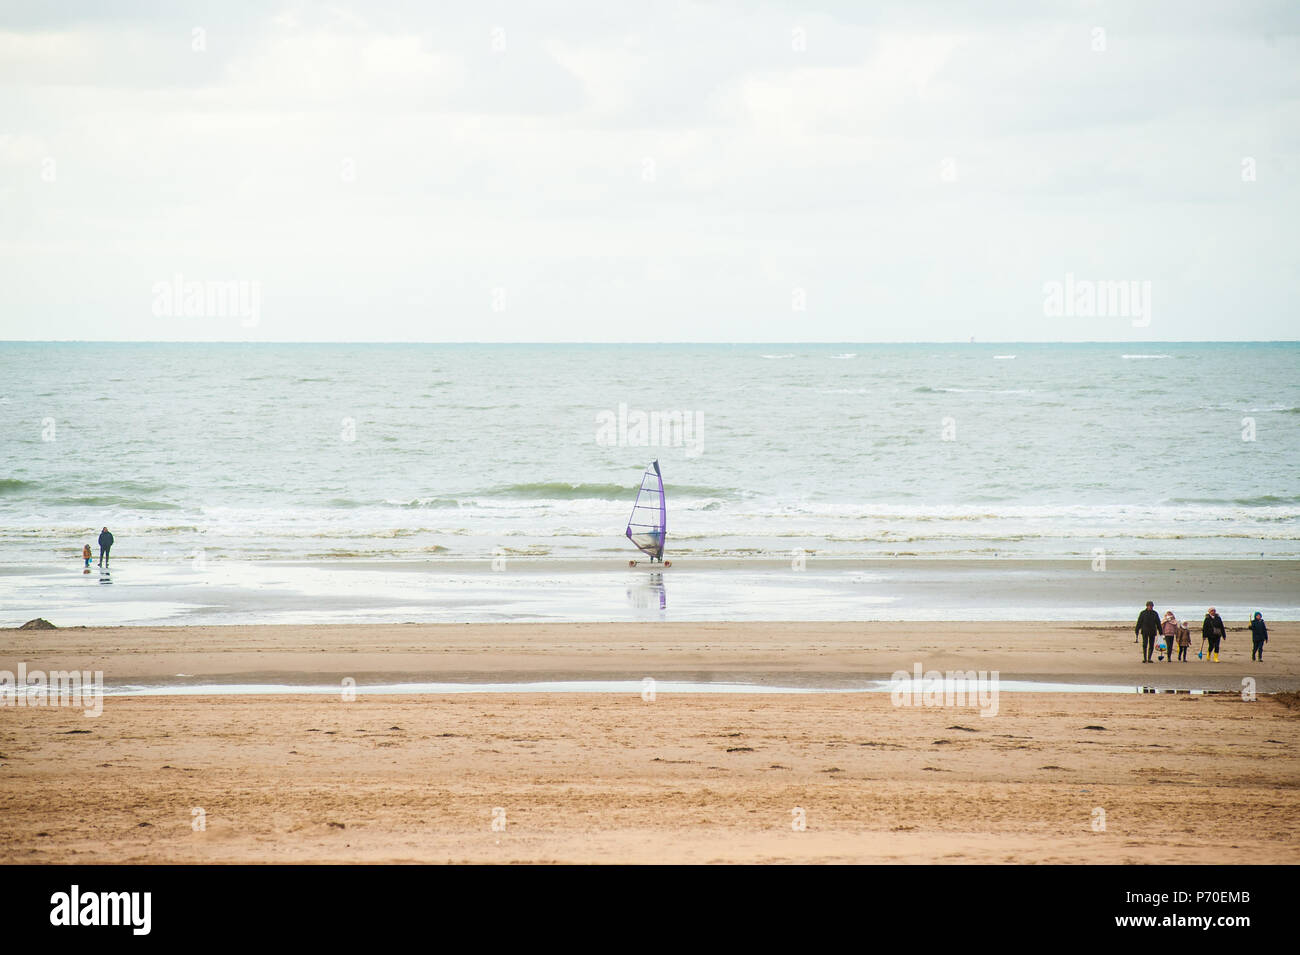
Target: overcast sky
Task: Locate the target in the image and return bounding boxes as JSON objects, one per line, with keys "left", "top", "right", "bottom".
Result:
{"left": 1, "top": 1, "right": 1297, "bottom": 342}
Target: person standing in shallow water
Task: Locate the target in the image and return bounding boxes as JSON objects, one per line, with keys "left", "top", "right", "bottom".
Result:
{"left": 1249, "top": 612, "right": 1268, "bottom": 661}
{"left": 1202, "top": 608, "right": 1226, "bottom": 662}
{"left": 1135, "top": 601, "right": 1161, "bottom": 663}
{"left": 97, "top": 526, "right": 114, "bottom": 567}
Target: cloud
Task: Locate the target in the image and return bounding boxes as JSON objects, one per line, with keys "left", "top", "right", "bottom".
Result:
{"left": 1, "top": 1, "right": 1297, "bottom": 342}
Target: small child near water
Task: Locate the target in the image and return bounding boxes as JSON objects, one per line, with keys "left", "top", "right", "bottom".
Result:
{"left": 82, "top": 544, "right": 92, "bottom": 573}
{"left": 1177, "top": 623, "right": 1191, "bottom": 661}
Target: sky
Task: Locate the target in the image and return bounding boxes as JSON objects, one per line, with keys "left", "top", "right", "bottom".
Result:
{"left": 1, "top": 0, "right": 1298, "bottom": 342}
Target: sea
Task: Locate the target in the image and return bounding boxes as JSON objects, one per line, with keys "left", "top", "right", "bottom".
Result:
{"left": 2, "top": 341, "right": 1297, "bottom": 625}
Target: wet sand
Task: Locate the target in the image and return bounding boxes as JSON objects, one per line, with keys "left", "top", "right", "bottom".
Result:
{"left": 0, "top": 620, "right": 1295, "bottom": 690}
{"left": 5, "top": 557, "right": 1297, "bottom": 628}
{"left": 1, "top": 621, "right": 1296, "bottom": 863}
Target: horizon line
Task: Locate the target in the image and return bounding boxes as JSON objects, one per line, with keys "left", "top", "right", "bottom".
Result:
{"left": 2, "top": 339, "right": 1299, "bottom": 346}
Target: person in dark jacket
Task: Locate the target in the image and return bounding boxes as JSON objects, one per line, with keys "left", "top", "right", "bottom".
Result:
{"left": 1249, "top": 612, "right": 1268, "bottom": 661}
{"left": 1202, "top": 608, "right": 1226, "bottom": 662}
{"left": 1135, "top": 601, "right": 1161, "bottom": 663}
{"left": 97, "top": 526, "right": 114, "bottom": 567}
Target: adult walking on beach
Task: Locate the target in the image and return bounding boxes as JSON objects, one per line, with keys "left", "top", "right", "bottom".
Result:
{"left": 1249, "top": 612, "right": 1268, "bottom": 661}
{"left": 1136, "top": 601, "right": 1161, "bottom": 663}
{"left": 98, "top": 526, "right": 114, "bottom": 567}
{"left": 1202, "top": 608, "right": 1225, "bottom": 662}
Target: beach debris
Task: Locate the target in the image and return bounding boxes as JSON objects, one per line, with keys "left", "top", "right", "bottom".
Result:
{"left": 1083, "top": 725, "right": 1106, "bottom": 731}
{"left": 17, "top": 618, "right": 57, "bottom": 630}
{"left": 725, "top": 746, "right": 754, "bottom": 752}
{"left": 327, "top": 821, "right": 346, "bottom": 829}
{"left": 947, "top": 725, "right": 978, "bottom": 732}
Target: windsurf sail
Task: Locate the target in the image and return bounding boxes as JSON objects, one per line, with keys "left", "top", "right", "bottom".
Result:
{"left": 625, "top": 460, "right": 666, "bottom": 561}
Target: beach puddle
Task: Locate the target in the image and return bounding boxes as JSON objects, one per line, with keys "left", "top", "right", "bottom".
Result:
{"left": 97, "top": 679, "right": 1185, "bottom": 697}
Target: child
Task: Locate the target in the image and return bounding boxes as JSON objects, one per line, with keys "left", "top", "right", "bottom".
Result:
{"left": 82, "top": 543, "right": 92, "bottom": 573}
{"left": 1160, "top": 611, "right": 1179, "bottom": 663}
{"left": 1177, "top": 623, "right": 1191, "bottom": 661}
{"left": 1250, "top": 612, "right": 1268, "bottom": 661}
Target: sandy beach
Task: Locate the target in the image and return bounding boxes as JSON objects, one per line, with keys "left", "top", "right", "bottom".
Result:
{"left": 0, "top": 618, "right": 1296, "bottom": 689}
{"left": 2, "top": 621, "right": 1296, "bottom": 864}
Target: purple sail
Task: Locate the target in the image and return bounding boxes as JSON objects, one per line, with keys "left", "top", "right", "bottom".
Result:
{"left": 625, "top": 460, "right": 666, "bottom": 561}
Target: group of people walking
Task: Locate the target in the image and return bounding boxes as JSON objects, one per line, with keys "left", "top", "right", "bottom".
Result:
{"left": 1134, "top": 602, "right": 1269, "bottom": 663}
